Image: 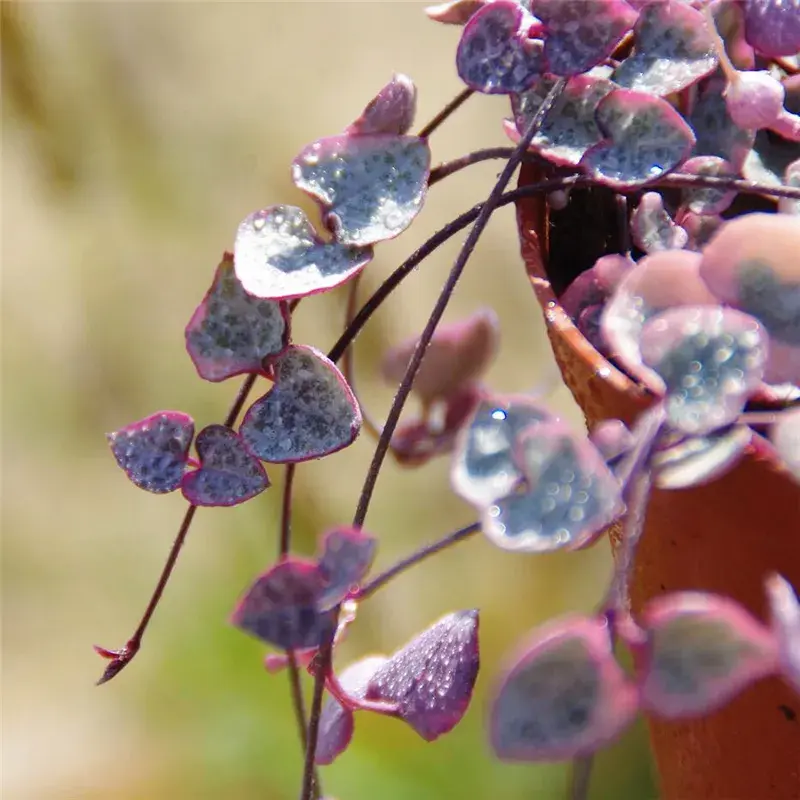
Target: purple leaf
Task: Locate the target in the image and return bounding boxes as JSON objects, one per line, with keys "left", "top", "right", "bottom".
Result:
{"left": 292, "top": 134, "right": 430, "bottom": 247}
{"left": 770, "top": 407, "right": 800, "bottom": 482}
{"left": 676, "top": 209, "right": 724, "bottom": 253}
{"left": 743, "top": 128, "right": 800, "bottom": 192}
{"left": 601, "top": 249, "right": 717, "bottom": 391}
{"left": 590, "top": 419, "right": 635, "bottom": 464}
{"left": 690, "top": 77, "right": 755, "bottom": 173}
{"left": 240, "top": 346, "right": 361, "bottom": 463}
{"left": 317, "top": 526, "right": 377, "bottom": 608}
{"left": 638, "top": 592, "right": 778, "bottom": 718}
{"left": 346, "top": 74, "right": 417, "bottom": 136}
{"left": 234, "top": 205, "right": 372, "bottom": 301}
{"left": 698, "top": 213, "right": 800, "bottom": 385}
{"left": 743, "top": 0, "right": 800, "bottom": 57}
{"left": 651, "top": 425, "right": 752, "bottom": 489}
{"left": 180, "top": 424, "right": 269, "bottom": 507}
{"left": 366, "top": 610, "right": 480, "bottom": 741}
{"left": 451, "top": 394, "right": 556, "bottom": 507}
{"left": 482, "top": 420, "right": 625, "bottom": 553}
{"left": 231, "top": 558, "right": 338, "bottom": 650}
{"left": 381, "top": 308, "right": 499, "bottom": 404}
{"left": 724, "top": 70, "right": 786, "bottom": 131}
{"left": 107, "top": 411, "right": 194, "bottom": 494}
{"left": 559, "top": 254, "right": 635, "bottom": 323}
{"left": 536, "top": 0, "right": 637, "bottom": 77}
{"left": 639, "top": 306, "right": 768, "bottom": 435}
{"left": 455, "top": 1, "right": 544, "bottom": 95}
{"left": 506, "top": 75, "right": 614, "bottom": 167}
{"left": 490, "top": 615, "right": 639, "bottom": 761}
{"left": 679, "top": 156, "right": 737, "bottom": 217}
{"left": 765, "top": 574, "right": 800, "bottom": 694}
{"left": 630, "top": 192, "right": 689, "bottom": 254}
{"left": 611, "top": 1, "right": 718, "bottom": 96}
{"left": 580, "top": 90, "right": 695, "bottom": 189}
{"left": 315, "top": 655, "right": 388, "bottom": 765}
{"left": 185, "top": 253, "right": 290, "bottom": 382}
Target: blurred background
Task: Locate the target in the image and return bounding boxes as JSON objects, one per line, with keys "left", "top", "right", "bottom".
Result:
{"left": 1, "top": 2, "right": 655, "bottom": 798}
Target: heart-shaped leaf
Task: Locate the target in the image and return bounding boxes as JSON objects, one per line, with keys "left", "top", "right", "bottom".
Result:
{"left": 580, "top": 90, "right": 696, "bottom": 189}
{"left": 637, "top": 592, "right": 778, "bottom": 718}
{"left": 180, "top": 424, "right": 269, "bottom": 507}
{"left": 601, "top": 249, "right": 717, "bottom": 391}
{"left": 455, "top": 1, "right": 544, "bottom": 95}
{"left": 536, "top": 0, "right": 637, "bottom": 77}
{"left": 317, "top": 526, "right": 377, "bottom": 608}
{"left": 107, "top": 411, "right": 194, "bottom": 494}
{"left": 231, "top": 558, "right": 338, "bottom": 651}
{"left": 639, "top": 307, "right": 768, "bottom": 435}
{"left": 234, "top": 205, "right": 372, "bottom": 301}
{"left": 630, "top": 192, "right": 689, "bottom": 254}
{"left": 612, "top": 1, "right": 718, "bottom": 96}
{"left": 698, "top": 213, "right": 800, "bottom": 385}
{"left": 240, "top": 345, "right": 362, "bottom": 463}
{"left": 506, "top": 75, "right": 614, "bottom": 167}
{"left": 366, "top": 610, "right": 480, "bottom": 741}
{"left": 292, "top": 134, "right": 430, "bottom": 247}
{"left": 765, "top": 573, "right": 800, "bottom": 694}
{"left": 346, "top": 74, "right": 417, "bottom": 136}
{"left": 651, "top": 425, "right": 752, "bottom": 489}
{"left": 771, "top": 407, "right": 800, "bottom": 482}
{"left": 185, "top": 253, "right": 290, "bottom": 382}
{"left": 490, "top": 616, "right": 639, "bottom": 760}
{"left": 451, "top": 394, "right": 555, "bottom": 507}
{"left": 381, "top": 308, "right": 499, "bottom": 404}
{"left": 743, "top": 0, "right": 800, "bottom": 57}
{"left": 482, "top": 420, "right": 625, "bottom": 553}
{"left": 315, "top": 656, "right": 388, "bottom": 765}
{"left": 679, "top": 156, "right": 737, "bottom": 216}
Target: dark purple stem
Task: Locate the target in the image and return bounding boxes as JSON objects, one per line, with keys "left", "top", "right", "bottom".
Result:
{"left": 417, "top": 87, "right": 474, "bottom": 139}
{"left": 353, "top": 522, "right": 480, "bottom": 601}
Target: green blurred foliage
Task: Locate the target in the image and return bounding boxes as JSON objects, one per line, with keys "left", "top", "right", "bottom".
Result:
{"left": 1, "top": 3, "right": 655, "bottom": 798}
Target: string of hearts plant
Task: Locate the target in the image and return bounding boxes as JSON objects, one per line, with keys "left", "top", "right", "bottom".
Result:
{"left": 95, "top": 2, "right": 800, "bottom": 798}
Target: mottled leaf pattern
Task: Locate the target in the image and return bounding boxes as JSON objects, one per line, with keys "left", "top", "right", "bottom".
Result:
{"left": 743, "top": 0, "right": 800, "bottom": 57}
{"left": 630, "top": 192, "right": 688, "bottom": 253}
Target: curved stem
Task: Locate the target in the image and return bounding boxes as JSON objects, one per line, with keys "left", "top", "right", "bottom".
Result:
{"left": 417, "top": 87, "right": 474, "bottom": 139}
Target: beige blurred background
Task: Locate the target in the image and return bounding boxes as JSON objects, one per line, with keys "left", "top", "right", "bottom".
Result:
{"left": 1, "top": 2, "right": 655, "bottom": 798}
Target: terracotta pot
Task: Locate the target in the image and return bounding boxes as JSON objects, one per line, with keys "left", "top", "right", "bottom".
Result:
{"left": 515, "top": 161, "right": 800, "bottom": 800}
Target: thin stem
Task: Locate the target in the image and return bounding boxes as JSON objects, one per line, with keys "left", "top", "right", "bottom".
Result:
{"left": 417, "top": 87, "right": 474, "bottom": 139}
{"left": 287, "top": 650, "right": 310, "bottom": 751}
{"left": 95, "top": 373, "right": 258, "bottom": 685}
{"left": 351, "top": 79, "right": 567, "bottom": 530}
{"left": 353, "top": 522, "right": 480, "bottom": 601}
{"left": 300, "top": 655, "right": 329, "bottom": 800}
{"left": 428, "top": 147, "right": 517, "bottom": 185}
{"left": 738, "top": 410, "right": 783, "bottom": 427}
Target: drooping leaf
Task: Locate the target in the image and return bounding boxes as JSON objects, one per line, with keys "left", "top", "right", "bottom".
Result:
{"left": 679, "top": 156, "right": 737, "bottom": 217}
{"left": 630, "top": 192, "right": 689, "bottom": 253}
{"left": 107, "top": 411, "right": 194, "bottom": 494}
{"left": 240, "top": 346, "right": 362, "bottom": 463}
{"left": 490, "top": 615, "right": 639, "bottom": 761}
{"left": 770, "top": 407, "right": 800, "bottom": 481}
{"left": 231, "top": 558, "right": 338, "bottom": 650}
{"left": 185, "top": 253, "right": 290, "bottom": 382}
{"left": 638, "top": 592, "right": 778, "bottom": 718}
{"left": 234, "top": 206, "right": 373, "bottom": 301}
{"left": 743, "top": 0, "right": 800, "bottom": 57}
{"left": 611, "top": 1, "right": 718, "bottom": 96}
{"left": 506, "top": 75, "right": 614, "bottom": 167}
{"left": 455, "top": 1, "right": 544, "bottom": 94}
{"left": 346, "top": 74, "right": 417, "bottom": 136}
{"left": 451, "top": 394, "right": 555, "bottom": 507}
{"left": 580, "top": 90, "right": 696, "bottom": 189}
{"left": 315, "top": 656, "right": 388, "bottom": 765}
{"left": 367, "top": 610, "right": 480, "bottom": 741}
{"left": 180, "top": 424, "right": 269, "bottom": 507}
{"left": 601, "top": 249, "right": 717, "bottom": 391}
{"left": 639, "top": 306, "right": 768, "bottom": 436}
{"left": 292, "top": 134, "right": 430, "bottom": 247}
{"left": 482, "top": 420, "right": 625, "bottom": 553}
{"left": 381, "top": 308, "right": 499, "bottom": 404}
{"left": 536, "top": 0, "right": 637, "bottom": 77}
{"left": 651, "top": 425, "right": 752, "bottom": 489}
{"left": 317, "top": 526, "right": 377, "bottom": 608}
{"left": 765, "top": 573, "right": 800, "bottom": 693}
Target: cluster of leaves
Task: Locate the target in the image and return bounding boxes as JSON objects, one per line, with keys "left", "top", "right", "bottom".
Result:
{"left": 96, "top": 1, "right": 800, "bottom": 798}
